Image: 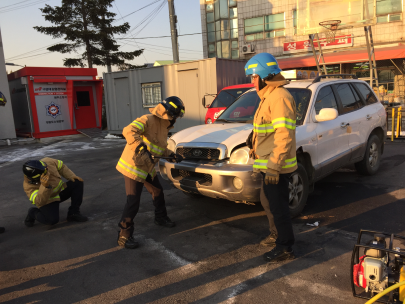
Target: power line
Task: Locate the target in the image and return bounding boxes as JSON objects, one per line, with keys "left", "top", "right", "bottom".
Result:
{"left": 117, "top": 32, "right": 202, "bottom": 40}
{"left": 0, "top": 0, "right": 50, "bottom": 14}
{"left": 113, "top": 1, "right": 148, "bottom": 63}
{"left": 135, "top": 41, "right": 202, "bottom": 53}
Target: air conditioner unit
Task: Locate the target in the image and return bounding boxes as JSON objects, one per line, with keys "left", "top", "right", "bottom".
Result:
{"left": 242, "top": 44, "right": 255, "bottom": 55}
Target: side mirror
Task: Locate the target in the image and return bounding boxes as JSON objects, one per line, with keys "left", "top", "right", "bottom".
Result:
{"left": 315, "top": 108, "right": 338, "bottom": 122}
{"left": 202, "top": 96, "right": 206, "bottom": 108}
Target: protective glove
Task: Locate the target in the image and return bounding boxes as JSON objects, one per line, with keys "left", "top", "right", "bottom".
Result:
{"left": 264, "top": 168, "right": 280, "bottom": 185}
{"left": 40, "top": 171, "right": 50, "bottom": 188}
{"left": 70, "top": 175, "right": 84, "bottom": 182}
{"left": 249, "top": 149, "right": 256, "bottom": 159}
{"left": 134, "top": 142, "right": 154, "bottom": 165}
{"left": 246, "top": 130, "right": 253, "bottom": 149}
{"left": 169, "top": 153, "right": 184, "bottom": 163}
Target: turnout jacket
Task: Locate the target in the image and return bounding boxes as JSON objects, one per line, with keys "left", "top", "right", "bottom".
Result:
{"left": 23, "top": 157, "right": 76, "bottom": 208}
{"left": 116, "top": 104, "right": 172, "bottom": 183}
{"left": 251, "top": 75, "right": 298, "bottom": 174}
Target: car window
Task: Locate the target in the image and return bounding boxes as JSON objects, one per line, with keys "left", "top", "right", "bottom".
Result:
{"left": 287, "top": 88, "right": 312, "bottom": 125}
{"left": 210, "top": 88, "right": 251, "bottom": 108}
{"left": 335, "top": 83, "right": 363, "bottom": 114}
{"left": 217, "top": 90, "right": 260, "bottom": 122}
{"left": 217, "top": 88, "right": 311, "bottom": 125}
{"left": 314, "top": 86, "right": 338, "bottom": 115}
{"left": 354, "top": 82, "right": 378, "bottom": 105}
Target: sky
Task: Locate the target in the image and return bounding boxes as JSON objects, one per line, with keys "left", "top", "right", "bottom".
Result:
{"left": 1, "top": 0, "right": 203, "bottom": 76}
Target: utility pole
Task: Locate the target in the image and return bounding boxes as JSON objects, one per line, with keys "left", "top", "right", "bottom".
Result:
{"left": 168, "top": 0, "right": 179, "bottom": 63}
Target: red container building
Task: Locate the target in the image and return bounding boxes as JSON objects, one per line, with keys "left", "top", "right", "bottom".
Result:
{"left": 8, "top": 67, "right": 103, "bottom": 138}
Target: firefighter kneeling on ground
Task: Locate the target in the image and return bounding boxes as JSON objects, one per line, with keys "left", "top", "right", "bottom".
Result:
{"left": 23, "top": 158, "right": 88, "bottom": 227}
{"left": 116, "top": 97, "right": 185, "bottom": 249}
{"left": 245, "top": 53, "right": 297, "bottom": 263}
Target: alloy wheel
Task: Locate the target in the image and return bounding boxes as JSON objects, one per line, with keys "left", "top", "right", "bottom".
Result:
{"left": 289, "top": 173, "right": 304, "bottom": 209}
{"left": 369, "top": 142, "right": 378, "bottom": 168}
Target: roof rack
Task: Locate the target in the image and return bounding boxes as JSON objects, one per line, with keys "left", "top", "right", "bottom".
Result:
{"left": 312, "top": 74, "right": 358, "bottom": 84}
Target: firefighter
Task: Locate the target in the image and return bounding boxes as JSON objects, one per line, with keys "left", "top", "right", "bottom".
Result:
{"left": 22, "top": 158, "right": 88, "bottom": 227}
{"left": 245, "top": 53, "right": 297, "bottom": 263}
{"left": 116, "top": 97, "right": 185, "bottom": 249}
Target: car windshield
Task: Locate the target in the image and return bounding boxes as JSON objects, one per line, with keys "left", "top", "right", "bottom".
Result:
{"left": 210, "top": 88, "right": 251, "bottom": 108}
{"left": 215, "top": 88, "right": 312, "bottom": 125}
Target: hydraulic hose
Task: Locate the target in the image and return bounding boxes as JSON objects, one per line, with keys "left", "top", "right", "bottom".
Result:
{"left": 364, "top": 280, "right": 405, "bottom": 304}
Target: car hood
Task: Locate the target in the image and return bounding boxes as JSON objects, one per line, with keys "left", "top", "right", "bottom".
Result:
{"left": 171, "top": 123, "right": 253, "bottom": 157}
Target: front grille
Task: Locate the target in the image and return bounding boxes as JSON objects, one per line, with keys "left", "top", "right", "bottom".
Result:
{"left": 171, "top": 169, "right": 212, "bottom": 185}
{"left": 176, "top": 147, "right": 220, "bottom": 160}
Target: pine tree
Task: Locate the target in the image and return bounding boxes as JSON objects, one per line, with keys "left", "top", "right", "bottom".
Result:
{"left": 34, "top": 0, "right": 144, "bottom": 69}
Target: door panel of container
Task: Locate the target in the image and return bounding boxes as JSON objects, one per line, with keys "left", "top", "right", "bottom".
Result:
{"left": 114, "top": 78, "right": 131, "bottom": 129}
{"left": 177, "top": 69, "right": 201, "bottom": 130}
{"left": 73, "top": 86, "right": 97, "bottom": 129}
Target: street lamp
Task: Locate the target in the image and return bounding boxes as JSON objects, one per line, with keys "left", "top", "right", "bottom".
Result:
{"left": 5, "top": 63, "right": 24, "bottom": 67}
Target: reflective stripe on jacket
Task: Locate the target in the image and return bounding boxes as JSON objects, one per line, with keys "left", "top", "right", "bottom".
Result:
{"left": 23, "top": 157, "right": 76, "bottom": 208}
{"left": 116, "top": 104, "right": 172, "bottom": 183}
{"left": 251, "top": 75, "right": 297, "bottom": 174}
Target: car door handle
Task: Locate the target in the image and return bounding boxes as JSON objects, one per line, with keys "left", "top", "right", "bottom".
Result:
{"left": 340, "top": 122, "right": 350, "bottom": 128}
{"left": 366, "top": 114, "right": 372, "bottom": 120}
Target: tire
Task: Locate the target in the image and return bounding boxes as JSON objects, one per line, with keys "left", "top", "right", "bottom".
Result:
{"left": 355, "top": 134, "right": 381, "bottom": 176}
{"left": 289, "top": 163, "right": 309, "bottom": 218}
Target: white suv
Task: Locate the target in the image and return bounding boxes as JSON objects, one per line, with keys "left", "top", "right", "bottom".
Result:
{"left": 159, "top": 75, "right": 387, "bottom": 217}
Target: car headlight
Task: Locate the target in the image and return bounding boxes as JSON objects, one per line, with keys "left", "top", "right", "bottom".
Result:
{"left": 167, "top": 139, "right": 176, "bottom": 154}
{"left": 230, "top": 147, "right": 250, "bottom": 164}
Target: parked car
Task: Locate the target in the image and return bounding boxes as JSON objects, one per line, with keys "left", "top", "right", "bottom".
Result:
{"left": 160, "top": 76, "right": 387, "bottom": 217}
{"left": 203, "top": 83, "right": 253, "bottom": 124}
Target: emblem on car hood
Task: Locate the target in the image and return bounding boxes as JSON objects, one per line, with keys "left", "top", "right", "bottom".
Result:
{"left": 193, "top": 149, "right": 202, "bottom": 157}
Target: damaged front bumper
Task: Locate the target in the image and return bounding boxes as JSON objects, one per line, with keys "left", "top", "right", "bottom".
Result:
{"left": 159, "top": 159, "right": 262, "bottom": 203}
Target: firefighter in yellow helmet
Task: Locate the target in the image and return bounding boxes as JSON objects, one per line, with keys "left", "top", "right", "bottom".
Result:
{"left": 245, "top": 53, "right": 297, "bottom": 264}
{"left": 116, "top": 96, "right": 185, "bottom": 249}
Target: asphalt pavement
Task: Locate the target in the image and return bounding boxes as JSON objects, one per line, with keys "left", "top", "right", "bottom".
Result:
{"left": 0, "top": 137, "right": 404, "bottom": 304}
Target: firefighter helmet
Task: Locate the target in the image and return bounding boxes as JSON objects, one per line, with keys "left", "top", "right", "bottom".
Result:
{"left": 0, "top": 91, "right": 7, "bottom": 107}
{"left": 245, "top": 53, "right": 282, "bottom": 81}
{"left": 160, "top": 96, "right": 185, "bottom": 119}
{"left": 23, "top": 160, "right": 47, "bottom": 183}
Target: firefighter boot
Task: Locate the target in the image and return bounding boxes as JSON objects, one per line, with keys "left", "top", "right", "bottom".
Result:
{"left": 24, "top": 207, "right": 36, "bottom": 227}
{"left": 117, "top": 233, "right": 139, "bottom": 249}
{"left": 260, "top": 233, "right": 277, "bottom": 246}
{"left": 67, "top": 212, "right": 88, "bottom": 222}
{"left": 154, "top": 216, "right": 176, "bottom": 228}
{"left": 263, "top": 246, "right": 295, "bottom": 264}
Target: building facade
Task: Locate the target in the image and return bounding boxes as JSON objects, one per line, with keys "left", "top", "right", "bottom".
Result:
{"left": 200, "top": 0, "right": 405, "bottom": 102}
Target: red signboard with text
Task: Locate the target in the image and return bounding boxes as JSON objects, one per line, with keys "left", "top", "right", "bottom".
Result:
{"left": 283, "top": 35, "right": 353, "bottom": 54}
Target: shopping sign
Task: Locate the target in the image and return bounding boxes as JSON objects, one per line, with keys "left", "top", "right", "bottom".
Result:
{"left": 283, "top": 35, "right": 353, "bottom": 54}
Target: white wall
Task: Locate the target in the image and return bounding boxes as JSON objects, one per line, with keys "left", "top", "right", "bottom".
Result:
{"left": 0, "top": 28, "right": 16, "bottom": 140}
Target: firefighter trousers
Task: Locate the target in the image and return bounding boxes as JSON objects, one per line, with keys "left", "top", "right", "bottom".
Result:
{"left": 119, "top": 175, "right": 167, "bottom": 238}
{"left": 260, "top": 172, "right": 295, "bottom": 250}
{"left": 30, "top": 180, "right": 84, "bottom": 225}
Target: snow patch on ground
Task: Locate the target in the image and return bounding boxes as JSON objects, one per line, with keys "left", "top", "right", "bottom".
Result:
{"left": 0, "top": 139, "right": 124, "bottom": 167}
{"left": 142, "top": 237, "right": 190, "bottom": 267}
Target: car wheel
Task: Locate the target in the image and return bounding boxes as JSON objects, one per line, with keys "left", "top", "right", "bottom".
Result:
{"left": 355, "top": 134, "right": 381, "bottom": 175}
{"left": 289, "top": 163, "right": 309, "bottom": 218}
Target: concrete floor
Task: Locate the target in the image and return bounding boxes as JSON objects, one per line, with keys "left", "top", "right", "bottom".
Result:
{"left": 0, "top": 138, "right": 404, "bottom": 304}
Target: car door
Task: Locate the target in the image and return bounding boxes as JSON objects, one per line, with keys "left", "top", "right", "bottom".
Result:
{"left": 333, "top": 82, "right": 365, "bottom": 161}
{"left": 313, "top": 85, "right": 351, "bottom": 177}
{"left": 351, "top": 82, "right": 382, "bottom": 160}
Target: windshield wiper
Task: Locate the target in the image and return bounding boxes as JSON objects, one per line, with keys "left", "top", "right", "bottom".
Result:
{"left": 215, "top": 119, "right": 236, "bottom": 123}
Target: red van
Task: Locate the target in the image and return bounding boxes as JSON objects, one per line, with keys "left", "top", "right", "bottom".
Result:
{"left": 203, "top": 83, "right": 253, "bottom": 124}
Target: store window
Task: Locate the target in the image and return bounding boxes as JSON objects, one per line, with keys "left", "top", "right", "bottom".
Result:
{"left": 206, "top": 0, "right": 238, "bottom": 59}
{"left": 244, "top": 13, "right": 285, "bottom": 41}
{"left": 141, "top": 82, "right": 161, "bottom": 108}
{"left": 376, "top": 0, "right": 402, "bottom": 23}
